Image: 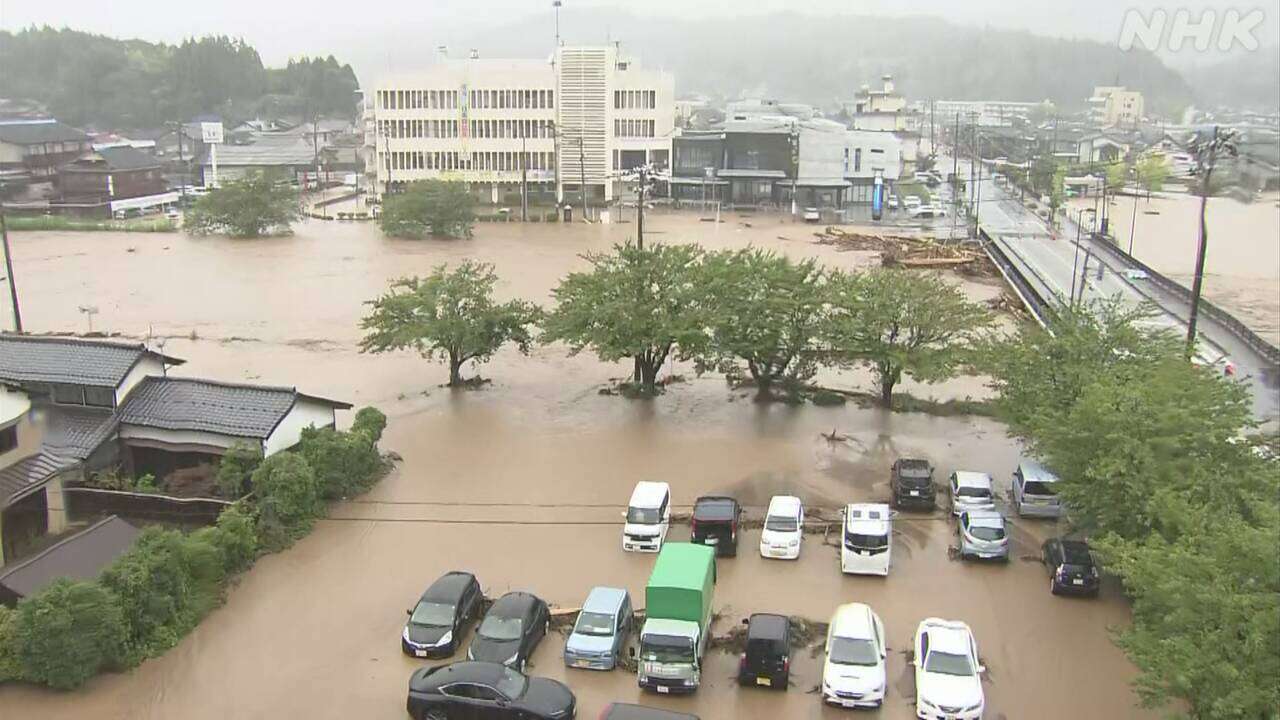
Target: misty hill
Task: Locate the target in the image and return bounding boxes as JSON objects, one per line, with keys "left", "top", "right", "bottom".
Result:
{"left": 1181, "top": 47, "right": 1280, "bottom": 112}
{"left": 431, "top": 10, "right": 1192, "bottom": 116}
{"left": 0, "top": 27, "right": 360, "bottom": 130}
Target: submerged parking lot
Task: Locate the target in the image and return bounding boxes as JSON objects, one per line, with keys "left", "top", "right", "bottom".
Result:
{"left": 0, "top": 217, "right": 1158, "bottom": 719}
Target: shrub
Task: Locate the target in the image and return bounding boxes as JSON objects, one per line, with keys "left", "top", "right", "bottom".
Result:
{"left": 98, "top": 528, "right": 201, "bottom": 660}
{"left": 13, "top": 579, "right": 126, "bottom": 690}
{"left": 217, "top": 442, "right": 263, "bottom": 499}
{"left": 0, "top": 605, "right": 21, "bottom": 683}
{"left": 351, "top": 406, "right": 388, "bottom": 444}
{"left": 252, "top": 452, "right": 322, "bottom": 550}
{"left": 298, "top": 427, "right": 382, "bottom": 500}
{"left": 202, "top": 503, "right": 259, "bottom": 574}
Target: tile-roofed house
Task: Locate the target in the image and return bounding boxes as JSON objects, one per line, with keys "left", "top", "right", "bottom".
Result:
{"left": 0, "top": 119, "right": 93, "bottom": 179}
{"left": 0, "top": 515, "right": 140, "bottom": 605}
{"left": 0, "top": 451, "right": 71, "bottom": 510}
{"left": 117, "top": 377, "right": 351, "bottom": 460}
{"left": 58, "top": 145, "right": 170, "bottom": 211}
{"left": 200, "top": 135, "right": 318, "bottom": 185}
{"left": 0, "top": 119, "right": 90, "bottom": 146}
{"left": 0, "top": 334, "right": 183, "bottom": 393}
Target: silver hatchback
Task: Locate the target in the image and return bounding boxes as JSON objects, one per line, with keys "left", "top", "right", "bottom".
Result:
{"left": 949, "top": 471, "right": 996, "bottom": 516}
{"left": 957, "top": 510, "right": 1009, "bottom": 561}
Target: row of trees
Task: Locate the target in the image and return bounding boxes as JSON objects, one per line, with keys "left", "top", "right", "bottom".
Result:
{"left": 0, "top": 408, "right": 388, "bottom": 689}
{"left": 986, "top": 302, "right": 1279, "bottom": 719}
{"left": 360, "top": 246, "right": 992, "bottom": 403}
{"left": 0, "top": 28, "right": 359, "bottom": 128}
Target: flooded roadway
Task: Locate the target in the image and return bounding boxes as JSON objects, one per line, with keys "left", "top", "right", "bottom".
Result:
{"left": 0, "top": 215, "right": 1153, "bottom": 719}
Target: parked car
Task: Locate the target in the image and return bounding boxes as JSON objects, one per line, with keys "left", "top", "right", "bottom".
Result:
{"left": 1011, "top": 460, "right": 1063, "bottom": 518}
{"left": 690, "top": 495, "right": 742, "bottom": 557}
{"left": 840, "top": 503, "right": 892, "bottom": 576}
{"left": 406, "top": 661, "right": 575, "bottom": 720}
{"left": 759, "top": 495, "right": 803, "bottom": 560}
{"left": 402, "top": 571, "right": 484, "bottom": 658}
{"left": 891, "top": 458, "right": 936, "bottom": 510}
{"left": 564, "top": 586, "right": 633, "bottom": 671}
{"left": 913, "top": 618, "right": 985, "bottom": 720}
{"left": 467, "top": 591, "right": 550, "bottom": 671}
{"left": 902, "top": 195, "right": 923, "bottom": 209}
{"left": 736, "top": 613, "right": 791, "bottom": 690}
{"left": 1043, "top": 538, "right": 1101, "bottom": 596}
{"left": 803, "top": 207, "right": 821, "bottom": 223}
{"left": 929, "top": 201, "right": 947, "bottom": 216}
{"left": 956, "top": 510, "right": 1009, "bottom": 561}
{"left": 907, "top": 203, "right": 935, "bottom": 219}
{"left": 887, "top": 195, "right": 900, "bottom": 210}
{"left": 948, "top": 471, "right": 996, "bottom": 516}
{"left": 1123, "top": 269, "right": 1149, "bottom": 281}
{"left": 623, "top": 481, "right": 672, "bottom": 552}
{"left": 599, "top": 703, "right": 699, "bottom": 720}
{"left": 821, "top": 603, "right": 887, "bottom": 709}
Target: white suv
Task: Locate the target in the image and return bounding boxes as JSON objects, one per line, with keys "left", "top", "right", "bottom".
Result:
{"left": 759, "top": 495, "right": 803, "bottom": 560}
{"left": 822, "top": 603, "right": 887, "bottom": 708}
{"left": 913, "top": 618, "right": 985, "bottom": 719}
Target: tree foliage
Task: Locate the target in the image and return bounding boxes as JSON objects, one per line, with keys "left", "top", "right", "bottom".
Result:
{"left": 361, "top": 262, "right": 541, "bottom": 386}
{"left": 0, "top": 605, "right": 21, "bottom": 683}
{"left": 298, "top": 426, "right": 383, "bottom": 500}
{"left": 697, "top": 248, "right": 826, "bottom": 397}
{"left": 0, "top": 28, "right": 358, "bottom": 128}
{"left": 986, "top": 299, "right": 1280, "bottom": 718}
{"left": 216, "top": 442, "right": 263, "bottom": 499}
{"left": 351, "top": 406, "right": 388, "bottom": 444}
{"left": 13, "top": 579, "right": 126, "bottom": 690}
{"left": 251, "top": 452, "right": 322, "bottom": 550}
{"left": 1135, "top": 155, "right": 1168, "bottom": 198}
{"left": 543, "top": 242, "right": 708, "bottom": 395}
{"left": 195, "top": 503, "right": 260, "bottom": 575}
{"left": 379, "top": 180, "right": 476, "bottom": 239}
{"left": 825, "top": 269, "right": 990, "bottom": 406}
{"left": 184, "top": 170, "right": 301, "bottom": 237}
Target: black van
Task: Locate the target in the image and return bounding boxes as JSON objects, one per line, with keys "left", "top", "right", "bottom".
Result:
{"left": 736, "top": 613, "right": 791, "bottom": 690}
{"left": 691, "top": 495, "right": 742, "bottom": 557}
{"left": 890, "top": 458, "right": 936, "bottom": 510}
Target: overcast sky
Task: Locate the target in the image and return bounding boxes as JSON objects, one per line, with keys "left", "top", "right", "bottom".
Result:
{"left": 2, "top": 0, "right": 1276, "bottom": 74}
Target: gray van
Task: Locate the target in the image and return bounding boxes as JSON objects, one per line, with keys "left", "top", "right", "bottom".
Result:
{"left": 1012, "top": 461, "right": 1064, "bottom": 518}
{"left": 564, "top": 586, "right": 633, "bottom": 671}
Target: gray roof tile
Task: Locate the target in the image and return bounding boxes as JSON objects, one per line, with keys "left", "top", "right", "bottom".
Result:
{"left": 44, "top": 406, "right": 117, "bottom": 460}
{"left": 0, "top": 451, "right": 72, "bottom": 507}
{"left": 0, "top": 119, "right": 90, "bottom": 146}
{"left": 0, "top": 335, "right": 183, "bottom": 388}
{"left": 0, "top": 516, "right": 139, "bottom": 600}
{"left": 117, "top": 377, "right": 347, "bottom": 439}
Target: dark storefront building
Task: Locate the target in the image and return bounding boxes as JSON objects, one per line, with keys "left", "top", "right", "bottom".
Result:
{"left": 58, "top": 145, "right": 167, "bottom": 208}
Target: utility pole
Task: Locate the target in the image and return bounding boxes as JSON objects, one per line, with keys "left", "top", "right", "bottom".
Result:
{"left": 520, "top": 130, "right": 529, "bottom": 222}
{"left": 635, "top": 164, "right": 647, "bottom": 249}
{"left": 951, "top": 113, "right": 959, "bottom": 212}
{"left": 1187, "top": 126, "right": 1234, "bottom": 355}
{"left": 577, "top": 135, "right": 587, "bottom": 221}
{"left": 0, "top": 209, "right": 22, "bottom": 333}
{"left": 1070, "top": 209, "right": 1084, "bottom": 303}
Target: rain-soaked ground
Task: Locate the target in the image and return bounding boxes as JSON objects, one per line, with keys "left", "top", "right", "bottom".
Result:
{"left": 1, "top": 214, "right": 1156, "bottom": 719}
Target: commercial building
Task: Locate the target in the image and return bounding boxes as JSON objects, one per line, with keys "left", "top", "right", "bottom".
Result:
{"left": 1088, "top": 86, "right": 1145, "bottom": 128}
{"left": 932, "top": 100, "right": 1049, "bottom": 128}
{"left": 847, "top": 76, "right": 907, "bottom": 132}
{"left": 369, "top": 45, "right": 674, "bottom": 208}
{"left": 57, "top": 145, "right": 177, "bottom": 216}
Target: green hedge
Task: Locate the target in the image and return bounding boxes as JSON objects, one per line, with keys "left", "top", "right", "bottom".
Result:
{"left": 1, "top": 406, "right": 388, "bottom": 690}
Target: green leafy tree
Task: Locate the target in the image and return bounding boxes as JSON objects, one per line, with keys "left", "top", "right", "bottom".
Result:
{"left": 184, "top": 170, "right": 301, "bottom": 238}
{"left": 543, "top": 242, "right": 708, "bottom": 396}
{"left": 13, "top": 579, "right": 126, "bottom": 690}
{"left": 824, "top": 269, "right": 990, "bottom": 407}
{"left": 360, "top": 262, "right": 541, "bottom": 386}
{"left": 298, "top": 426, "right": 382, "bottom": 499}
{"left": 379, "top": 180, "right": 476, "bottom": 239}
{"left": 199, "top": 503, "right": 259, "bottom": 574}
{"left": 1135, "top": 155, "right": 1168, "bottom": 199}
{"left": 351, "top": 406, "right": 388, "bottom": 444}
{"left": 216, "top": 442, "right": 263, "bottom": 499}
{"left": 251, "top": 452, "right": 322, "bottom": 550}
{"left": 697, "top": 248, "right": 826, "bottom": 398}
{"left": 1104, "top": 160, "right": 1129, "bottom": 192}
{"left": 0, "top": 605, "right": 21, "bottom": 682}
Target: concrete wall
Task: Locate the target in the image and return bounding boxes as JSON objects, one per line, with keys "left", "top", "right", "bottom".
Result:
{"left": 116, "top": 356, "right": 166, "bottom": 406}
{"left": 264, "top": 399, "right": 336, "bottom": 456}
{"left": 0, "top": 386, "right": 31, "bottom": 426}
{"left": 1, "top": 387, "right": 40, "bottom": 473}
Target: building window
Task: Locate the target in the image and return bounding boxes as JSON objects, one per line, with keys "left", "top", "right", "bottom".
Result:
{"left": 52, "top": 383, "right": 84, "bottom": 405}
{"left": 0, "top": 425, "right": 15, "bottom": 454}
{"left": 855, "top": 148, "right": 862, "bottom": 172}
{"left": 84, "top": 386, "right": 114, "bottom": 408}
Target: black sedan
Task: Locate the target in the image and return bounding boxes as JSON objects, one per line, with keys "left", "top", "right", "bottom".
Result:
{"left": 403, "top": 571, "right": 484, "bottom": 658}
{"left": 407, "top": 660, "right": 575, "bottom": 720}
{"left": 467, "top": 591, "right": 550, "bottom": 671}
{"left": 1043, "top": 538, "right": 1101, "bottom": 596}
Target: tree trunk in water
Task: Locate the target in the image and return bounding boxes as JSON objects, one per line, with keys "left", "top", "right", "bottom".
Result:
{"left": 639, "top": 359, "right": 659, "bottom": 394}
{"left": 878, "top": 363, "right": 899, "bottom": 408}
{"left": 448, "top": 354, "right": 464, "bottom": 386}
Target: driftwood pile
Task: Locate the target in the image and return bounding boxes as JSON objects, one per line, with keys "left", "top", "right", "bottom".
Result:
{"left": 813, "top": 227, "right": 998, "bottom": 278}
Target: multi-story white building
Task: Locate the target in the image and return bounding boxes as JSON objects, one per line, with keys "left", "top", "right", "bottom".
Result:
{"left": 369, "top": 46, "right": 673, "bottom": 208}
{"left": 1088, "top": 86, "right": 1145, "bottom": 128}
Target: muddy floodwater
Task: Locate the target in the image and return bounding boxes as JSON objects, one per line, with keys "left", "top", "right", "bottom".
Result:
{"left": 1, "top": 215, "right": 1155, "bottom": 719}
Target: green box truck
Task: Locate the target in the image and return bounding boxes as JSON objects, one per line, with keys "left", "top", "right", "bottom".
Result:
{"left": 637, "top": 542, "right": 716, "bottom": 694}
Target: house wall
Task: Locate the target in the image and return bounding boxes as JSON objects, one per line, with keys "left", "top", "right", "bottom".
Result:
{"left": 1, "top": 388, "right": 39, "bottom": 473}
{"left": 0, "top": 141, "right": 23, "bottom": 165}
{"left": 116, "top": 357, "right": 166, "bottom": 406}
{"left": 118, "top": 425, "right": 250, "bottom": 453}
{"left": 264, "top": 400, "right": 337, "bottom": 456}
{"left": 846, "top": 131, "right": 903, "bottom": 181}
{"left": 0, "top": 386, "right": 31, "bottom": 427}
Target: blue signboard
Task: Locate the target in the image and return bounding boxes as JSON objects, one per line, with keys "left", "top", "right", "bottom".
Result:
{"left": 872, "top": 173, "right": 884, "bottom": 221}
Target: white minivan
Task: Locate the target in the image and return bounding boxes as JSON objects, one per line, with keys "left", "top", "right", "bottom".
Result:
{"left": 841, "top": 503, "right": 892, "bottom": 576}
{"left": 759, "top": 495, "right": 804, "bottom": 560}
{"left": 622, "top": 481, "right": 671, "bottom": 552}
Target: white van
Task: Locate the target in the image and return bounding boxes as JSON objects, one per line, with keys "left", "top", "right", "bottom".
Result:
{"left": 841, "top": 503, "right": 892, "bottom": 576}
{"left": 622, "top": 481, "right": 671, "bottom": 552}
{"left": 759, "top": 495, "right": 804, "bottom": 560}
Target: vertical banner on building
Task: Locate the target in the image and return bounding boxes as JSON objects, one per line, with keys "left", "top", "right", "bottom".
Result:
{"left": 872, "top": 172, "right": 884, "bottom": 221}
{"left": 459, "top": 83, "right": 470, "bottom": 157}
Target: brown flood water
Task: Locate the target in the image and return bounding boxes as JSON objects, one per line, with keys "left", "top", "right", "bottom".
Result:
{"left": 1070, "top": 192, "right": 1280, "bottom": 345}
{"left": 1, "top": 214, "right": 1152, "bottom": 719}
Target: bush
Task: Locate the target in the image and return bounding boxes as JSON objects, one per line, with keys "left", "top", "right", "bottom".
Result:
{"left": 199, "top": 503, "right": 259, "bottom": 574}
{"left": 217, "top": 442, "right": 263, "bottom": 499}
{"left": 252, "top": 452, "right": 322, "bottom": 550}
{"left": 0, "top": 605, "right": 21, "bottom": 683}
{"left": 13, "top": 579, "right": 126, "bottom": 690}
{"left": 351, "top": 406, "right": 388, "bottom": 444}
{"left": 98, "top": 528, "right": 205, "bottom": 660}
{"left": 298, "top": 427, "right": 382, "bottom": 500}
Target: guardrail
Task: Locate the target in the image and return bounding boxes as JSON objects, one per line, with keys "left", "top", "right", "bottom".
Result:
{"left": 978, "top": 229, "right": 1052, "bottom": 328}
{"left": 1089, "top": 239, "right": 1280, "bottom": 367}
